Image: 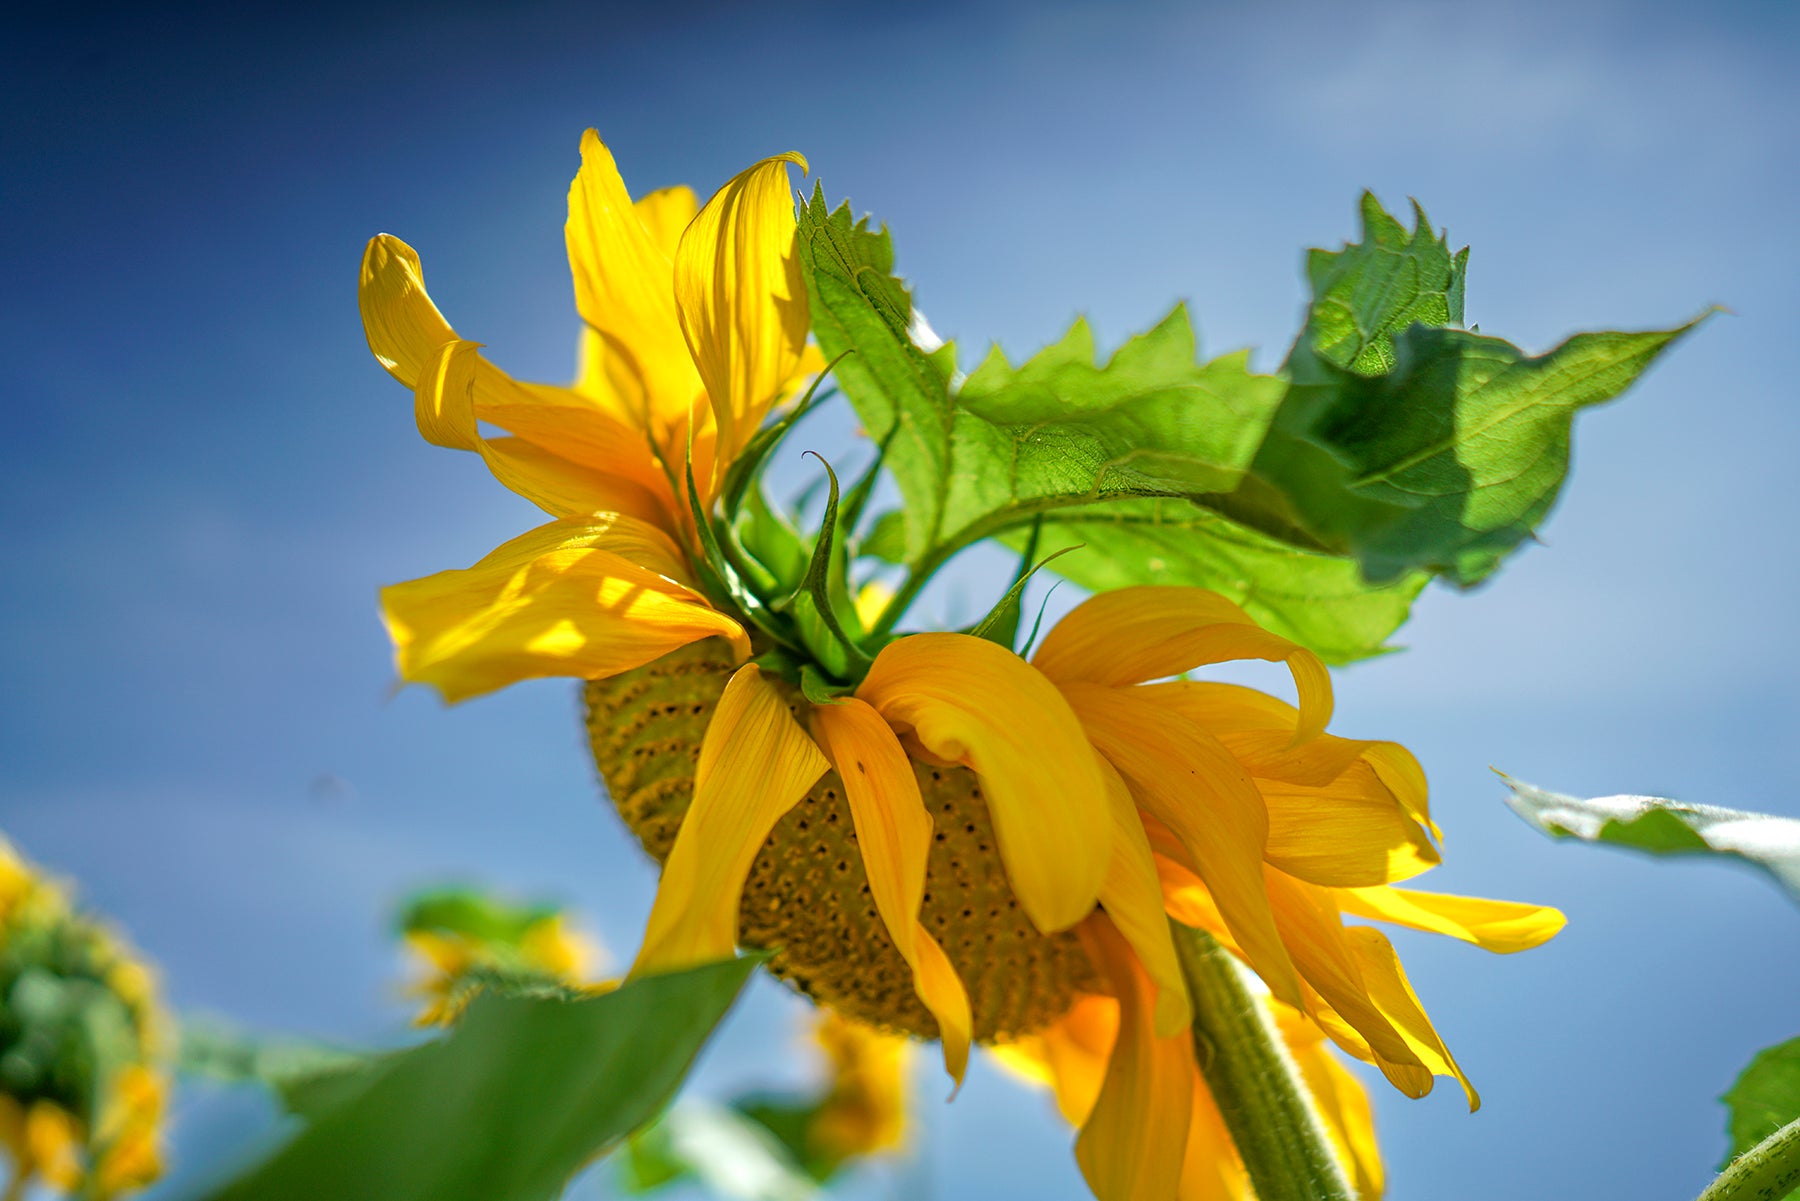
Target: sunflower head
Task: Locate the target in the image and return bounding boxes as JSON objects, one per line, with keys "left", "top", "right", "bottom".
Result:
{"left": 0, "top": 837, "right": 168, "bottom": 1199}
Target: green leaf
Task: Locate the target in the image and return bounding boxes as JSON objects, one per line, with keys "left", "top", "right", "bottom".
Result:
{"left": 734, "top": 485, "right": 809, "bottom": 595}
{"left": 1299, "top": 192, "right": 1468, "bottom": 376}
{"left": 1722, "top": 1036, "right": 1800, "bottom": 1190}
{"left": 943, "top": 312, "right": 1286, "bottom": 552}
{"left": 1238, "top": 193, "right": 1706, "bottom": 586}
{"left": 1005, "top": 498, "right": 1427, "bottom": 663}
{"left": 857, "top": 511, "right": 906, "bottom": 565}
{"left": 1244, "top": 319, "right": 1702, "bottom": 585}
{"left": 795, "top": 189, "right": 954, "bottom": 562}
{"left": 621, "top": 1104, "right": 816, "bottom": 1200}
{"left": 198, "top": 956, "right": 761, "bottom": 1201}
{"left": 1500, "top": 776, "right": 1800, "bottom": 904}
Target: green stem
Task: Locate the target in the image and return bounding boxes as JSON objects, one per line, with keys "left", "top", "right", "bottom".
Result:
{"left": 1171, "top": 922, "right": 1353, "bottom": 1201}
{"left": 1698, "top": 1116, "right": 1800, "bottom": 1201}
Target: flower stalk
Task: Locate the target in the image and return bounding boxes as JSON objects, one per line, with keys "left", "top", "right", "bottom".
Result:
{"left": 1697, "top": 1115, "right": 1800, "bottom": 1201}
{"left": 1171, "top": 922, "right": 1353, "bottom": 1201}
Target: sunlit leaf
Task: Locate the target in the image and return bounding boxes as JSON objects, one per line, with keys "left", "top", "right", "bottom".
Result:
{"left": 621, "top": 1103, "right": 816, "bottom": 1200}
{"left": 1500, "top": 776, "right": 1800, "bottom": 904}
{"left": 795, "top": 190, "right": 954, "bottom": 563}
{"left": 199, "top": 956, "right": 760, "bottom": 1201}
{"left": 1005, "top": 498, "right": 1426, "bottom": 663}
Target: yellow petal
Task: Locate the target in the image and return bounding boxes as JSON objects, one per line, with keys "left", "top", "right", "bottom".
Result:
{"left": 809, "top": 1011, "right": 912, "bottom": 1159}
{"left": 1147, "top": 681, "right": 1439, "bottom": 843}
{"left": 1261, "top": 869, "right": 1428, "bottom": 1093}
{"left": 1344, "top": 926, "right": 1479, "bottom": 1110}
{"left": 1277, "top": 1012, "right": 1385, "bottom": 1200}
{"left": 360, "top": 232, "right": 456, "bottom": 388}
{"left": 1075, "top": 915, "right": 1196, "bottom": 1201}
{"left": 415, "top": 340, "right": 670, "bottom": 524}
{"left": 632, "top": 665, "right": 830, "bottom": 973}
{"left": 811, "top": 698, "right": 974, "bottom": 1084}
{"left": 1258, "top": 761, "right": 1440, "bottom": 887}
{"left": 1095, "top": 757, "right": 1192, "bottom": 1036}
{"left": 1063, "top": 682, "right": 1301, "bottom": 1008}
{"left": 991, "top": 993, "right": 1119, "bottom": 1127}
{"left": 381, "top": 516, "right": 748, "bottom": 703}
{"left": 566, "top": 131, "right": 707, "bottom": 431}
{"left": 636, "top": 184, "right": 701, "bottom": 257}
{"left": 1178, "top": 1078, "right": 1250, "bottom": 1201}
{"left": 674, "top": 151, "right": 812, "bottom": 469}
{"left": 1337, "top": 886, "right": 1565, "bottom": 954}
{"left": 857, "top": 633, "right": 1111, "bottom": 934}
{"left": 1034, "top": 588, "right": 1333, "bottom": 743}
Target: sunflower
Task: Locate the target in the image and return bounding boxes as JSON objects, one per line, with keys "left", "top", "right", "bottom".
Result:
{"left": 0, "top": 837, "right": 168, "bottom": 1200}
{"left": 363, "top": 130, "right": 1565, "bottom": 1200}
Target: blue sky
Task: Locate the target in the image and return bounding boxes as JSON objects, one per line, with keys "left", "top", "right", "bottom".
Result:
{"left": 4, "top": 2, "right": 1798, "bottom": 1198}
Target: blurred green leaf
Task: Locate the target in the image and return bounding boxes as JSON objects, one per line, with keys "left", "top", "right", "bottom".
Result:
{"left": 622, "top": 1103, "right": 817, "bottom": 1200}
{"left": 196, "top": 956, "right": 760, "bottom": 1201}
{"left": 1005, "top": 498, "right": 1427, "bottom": 663}
{"left": 1722, "top": 1036, "right": 1800, "bottom": 1192}
{"left": 796, "top": 189, "right": 954, "bottom": 564}
{"left": 857, "top": 511, "right": 906, "bottom": 565}
{"left": 1500, "top": 776, "right": 1800, "bottom": 904}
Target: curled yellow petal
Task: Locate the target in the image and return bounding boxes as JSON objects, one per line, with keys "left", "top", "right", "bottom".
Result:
{"left": 415, "top": 340, "right": 669, "bottom": 524}
{"left": 811, "top": 698, "right": 973, "bottom": 1084}
{"left": 566, "top": 130, "right": 705, "bottom": 431}
{"left": 1095, "top": 757, "right": 1192, "bottom": 1037}
{"left": 1034, "top": 587, "right": 1333, "bottom": 742}
{"left": 1075, "top": 915, "right": 1195, "bottom": 1201}
{"left": 1064, "top": 682, "right": 1301, "bottom": 1008}
{"left": 674, "top": 151, "right": 812, "bottom": 468}
{"left": 857, "top": 633, "right": 1111, "bottom": 935}
{"left": 633, "top": 665, "right": 830, "bottom": 974}
{"left": 381, "top": 516, "right": 748, "bottom": 703}
{"left": 1338, "top": 886, "right": 1565, "bottom": 955}
{"left": 1262, "top": 869, "right": 1427, "bottom": 1093}
{"left": 1258, "top": 762, "right": 1440, "bottom": 887}
{"left": 1148, "top": 681, "right": 1438, "bottom": 843}
{"left": 1344, "top": 926, "right": 1478, "bottom": 1111}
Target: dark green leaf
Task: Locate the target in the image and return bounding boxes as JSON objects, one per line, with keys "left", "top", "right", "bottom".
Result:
{"left": 197, "top": 956, "right": 761, "bottom": 1201}
{"left": 1500, "top": 776, "right": 1800, "bottom": 904}
{"left": 1005, "top": 498, "right": 1427, "bottom": 663}
{"left": 796, "top": 189, "right": 954, "bottom": 562}
{"left": 1244, "top": 319, "right": 1703, "bottom": 585}
{"left": 1722, "top": 1036, "right": 1800, "bottom": 1188}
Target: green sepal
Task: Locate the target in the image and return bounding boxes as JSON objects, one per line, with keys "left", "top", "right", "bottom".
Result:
{"left": 799, "top": 664, "right": 855, "bottom": 705}
{"left": 778, "top": 453, "right": 873, "bottom": 679}
{"left": 965, "top": 520, "right": 1080, "bottom": 650}
{"left": 718, "top": 349, "right": 852, "bottom": 520}
{"left": 733, "top": 484, "right": 809, "bottom": 596}
{"left": 683, "top": 454, "right": 794, "bottom": 649}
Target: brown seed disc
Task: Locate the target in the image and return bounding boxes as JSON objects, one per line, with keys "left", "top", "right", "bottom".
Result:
{"left": 583, "top": 639, "right": 1097, "bottom": 1042}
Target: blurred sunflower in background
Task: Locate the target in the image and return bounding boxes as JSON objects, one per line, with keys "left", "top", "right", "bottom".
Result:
{"left": 361, "top": 129, "right": 1566, "bottom": 1199}
{"left": 0, "top": 837, "right": 167, "bottom": 1200}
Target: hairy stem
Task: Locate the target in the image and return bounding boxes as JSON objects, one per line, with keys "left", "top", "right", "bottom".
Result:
{"left": 1698, "top": 1116, "right": 1800, "bottom": 1201}
{"left": 1172, "top": 922, "right": 1353, "bottom": 1201}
